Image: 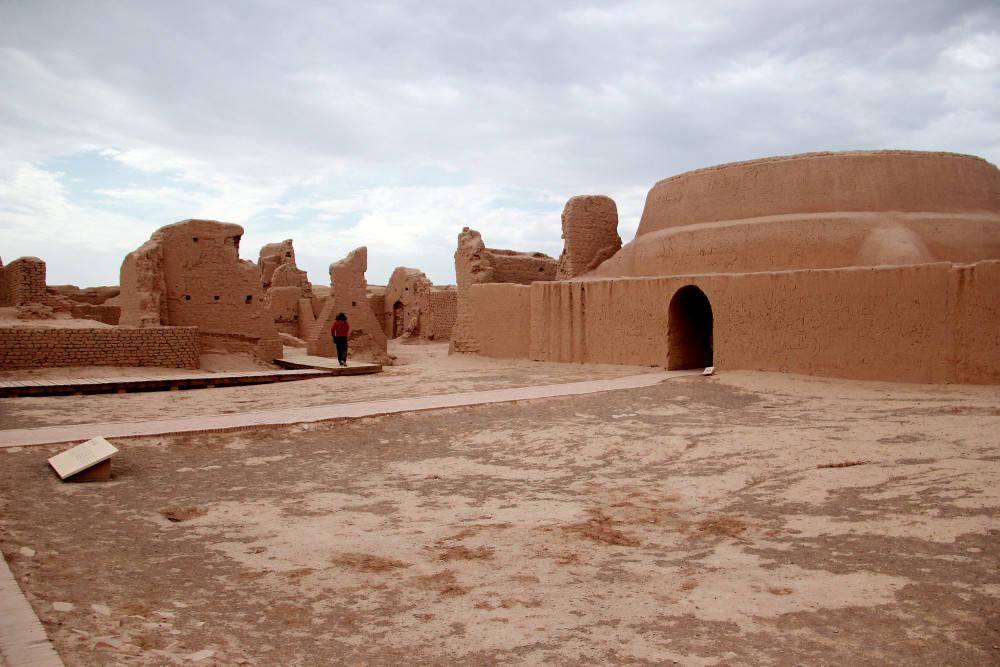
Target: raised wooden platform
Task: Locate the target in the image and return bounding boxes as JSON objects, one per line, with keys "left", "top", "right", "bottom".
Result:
{"left": 274, "top": 355, "right": 383, "bottom": 375}
{"left": 0, "top": 369, "right": 333, "bottom": 398}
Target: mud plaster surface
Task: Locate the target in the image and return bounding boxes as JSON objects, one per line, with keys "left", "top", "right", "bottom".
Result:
{"left": 0, "top": 371, "right": 998, "bottom": 665}
{"left": 0, "top": 342, "right": 655, "bottom": 429}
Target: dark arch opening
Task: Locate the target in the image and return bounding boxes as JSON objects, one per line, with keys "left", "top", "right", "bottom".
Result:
{"left": 391, "top": 300, "right": 404, "bottom": 338}
{"left": 667, "top": 285, "right": 713, "bottom": 370}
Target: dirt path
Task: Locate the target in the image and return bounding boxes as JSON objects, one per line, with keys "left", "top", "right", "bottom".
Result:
{"left": 0, "top": 371, "right": 997, "bottom": 664}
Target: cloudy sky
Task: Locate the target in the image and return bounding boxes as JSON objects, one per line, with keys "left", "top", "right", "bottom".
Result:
{"left": 1, "top": 1, "right": 998, "bottom": 287}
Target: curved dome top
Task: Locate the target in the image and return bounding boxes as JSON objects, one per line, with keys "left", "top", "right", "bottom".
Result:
{"left": 585, "top": 150, "right": 1000, "bottom": 279}
{"left": 636, "top": 150, "right": 1000, "bottom": 237}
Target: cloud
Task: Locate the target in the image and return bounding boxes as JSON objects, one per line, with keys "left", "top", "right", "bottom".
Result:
{"left": 0, "top": 1, "right": 997, "bottom": 286}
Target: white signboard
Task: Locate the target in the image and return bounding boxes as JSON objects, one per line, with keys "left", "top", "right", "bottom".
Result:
{"left": 48, "top": 437, "right": 118, "bottom": 480}
{"left": 703, "top": 366, "right": 715, "bottom": 376}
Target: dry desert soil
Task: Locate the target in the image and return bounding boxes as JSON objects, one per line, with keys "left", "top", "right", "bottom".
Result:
{"left": 0, "top": 350, "right": 998, "bottom": 665}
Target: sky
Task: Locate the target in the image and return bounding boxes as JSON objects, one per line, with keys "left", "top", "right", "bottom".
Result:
{"left": 1, "top": 1, "right": 998, "bottom": 287}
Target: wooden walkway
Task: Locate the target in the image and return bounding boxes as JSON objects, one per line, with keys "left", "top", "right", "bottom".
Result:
{"left": 0, "top": 369, "right": 334, "bottom": 398}
{"left": 0, "top": 550, "right": 63, "bottom": 666}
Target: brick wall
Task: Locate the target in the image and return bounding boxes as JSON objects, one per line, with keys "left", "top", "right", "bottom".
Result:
{"left": 0, "top": 257, "right": 47, "bottom": 306}
{"left": 70, "top": 304, "right": 121, "bottom": 325}
{"left": 429, "top": 289, "right": 457, "bottom": 340}
{"left": 0, "top": 326, "right": 200, "bottom": 370}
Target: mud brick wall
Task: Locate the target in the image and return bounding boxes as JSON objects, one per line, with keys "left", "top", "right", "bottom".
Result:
{"left": 429, "top": 289, "right": 457, "bottom": 340}
{"left": 70, "top": 304, "right": 121, "bottom": 325}
{"left": 0, "top": 257, "right": 47, "bottom": 306}
{"left": 0, "top": 326, "right": 200, "bottom": 369}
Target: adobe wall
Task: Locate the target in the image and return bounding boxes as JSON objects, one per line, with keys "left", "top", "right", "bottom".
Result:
{"left": 469, "top": 284, "right": 532, "bottom": 359}
{"left": 429, "top": 288, "right": 457, "bottom": 341}
{"left": 0, "top": 257, "right": 47, "bottom": 306}
{"left": 0, "top": 326, "right": 200, "bottom": 370}
{"left": 451, "top": 227, "right": 557, "bottom": 353}
{"left": 70, "top": 303, "right": 121, "bottom": 325}
{"left": 120, "top": 220, "right": 282, "bottom": 361}
{"left": 522, "top": 260, "right": 1000, "bottom": 384}
{"left": 590, "top": 151, "right": 1000, "bottom": 279}
{"left": 557, "top": 196, "right": 621, "bottom": 279}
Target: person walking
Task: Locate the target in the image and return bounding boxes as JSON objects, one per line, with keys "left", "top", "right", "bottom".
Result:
{"left": 332, "top": 312, "right": 350, "bottom": 366}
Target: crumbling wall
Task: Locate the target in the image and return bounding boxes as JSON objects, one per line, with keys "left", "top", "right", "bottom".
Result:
{"left": 258, "top": 240, "right": 313, "bottom": 339}
{"left": 557, "top": 196, "right": 622, "bottom": 279}
{"left": 451, "top": 227, "right": 556, "bottom": 353}
{"left": 48, "top": 285, "right": 120, "bottom": 305}
{"left": 70, "top": 303, "right": 121, "bottom": 325}
{"left": 119, "top": 219, "right": 282, "bottom": 361}
{"left": 306, "top": 247, "right": 390, "bottom": 364}
{"left": 259, "top": 240, "right": 296, "bottom": 290}
{"left": 0, "top": 326, "right": 200, "bottom": 370}
{"left": 0, "top": 257, "right": 47, "bottom": 306}
{"left": 385, "top": 267, "right": 432, "bottom": 339}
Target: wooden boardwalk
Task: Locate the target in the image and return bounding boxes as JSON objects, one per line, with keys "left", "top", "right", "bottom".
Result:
{"left": 0, "top": 368, "right": 334, "bottom": 398}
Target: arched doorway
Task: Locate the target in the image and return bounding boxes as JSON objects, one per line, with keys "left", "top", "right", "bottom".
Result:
{"left": 667, "top": 285, "right": 713, "bottom": 370}
{"left": 392, "top": 300, "right": 404, "bottom": 338}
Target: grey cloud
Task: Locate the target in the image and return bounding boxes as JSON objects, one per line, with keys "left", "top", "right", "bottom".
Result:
{"left": 1, "top": 0, "right": 998, "bottom": 284}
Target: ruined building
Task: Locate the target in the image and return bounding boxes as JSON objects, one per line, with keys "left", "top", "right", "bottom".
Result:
{"left": 459, "top": 151, "right": 1000, "bottom": 384}
{"left": 450, "top": 228, "right": 557, "bottom": 354}
{"left": 384, "top": 267, "right": 457, "bottom": 341}
{"left": 119, "top": 219, "right": 282, "bottom": 361}
{"left": 257, "top": 239, "right": 313, "bottom": 339}
{"left": 306, "top": 246, "right": 391, "bottom": 364}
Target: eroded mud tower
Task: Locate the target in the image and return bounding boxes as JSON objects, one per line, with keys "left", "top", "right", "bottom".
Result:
{"left": 556, "top": 196, "right": 622, "bottom": 280}
{"left": 306, "top": 246, "right": 391, "bottom": 364}
{"left": 119, "top": 219, "right": 282, "bottom": 361}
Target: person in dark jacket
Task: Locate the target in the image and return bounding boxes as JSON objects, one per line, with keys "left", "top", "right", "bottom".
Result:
{"left": 332, "top": 312, "right": 350, "bottom": 366}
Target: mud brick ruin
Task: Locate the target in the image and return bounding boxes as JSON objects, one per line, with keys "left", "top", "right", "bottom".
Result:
{"left": 257, "top": 239, "right": 314, "bottom": 340}
{"left": 1, "top": 149, "right": 997, "bottom": 382}
{"left": 459, "top": 151, "right": 1000, "bottom": 384}
{"left": 450, "top": 227, "right": 558, "bottom": 354}
{"left": 120, "top": 219, "right": 282, "bottom": 361}
{"left": 0, "top": 256, "right": 47, "bottom": 307}
{"left": 556, "top": 195, "right": 622, "bottom": 279}
{"left": 384, "top": 267, "right": 457, "bottom": 341}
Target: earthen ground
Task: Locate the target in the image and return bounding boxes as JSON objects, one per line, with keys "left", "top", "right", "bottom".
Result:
{"left": 0, "top": 342, "right": 656, "bottom": 429}
{"left": 0, "top": 369, "right": 998, "bottom": 665}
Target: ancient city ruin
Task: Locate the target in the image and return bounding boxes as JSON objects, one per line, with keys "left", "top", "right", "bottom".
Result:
{"left": 1, "top": 149, "right": 998, "bottom": 665}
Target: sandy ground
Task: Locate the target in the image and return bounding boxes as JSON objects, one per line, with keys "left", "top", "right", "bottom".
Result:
{"left": 0, "top": 342, "right": 656, "bottom": 429}
{"left": 0, "top": 370, "right": 997, "bottom": 665}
